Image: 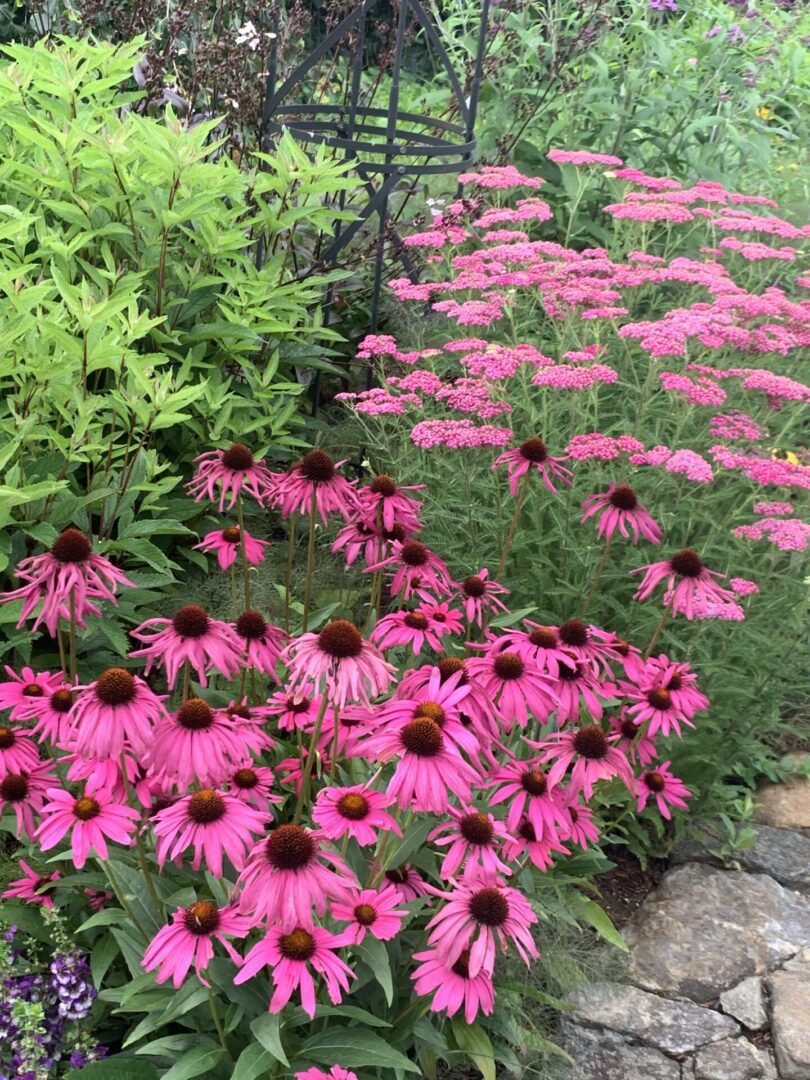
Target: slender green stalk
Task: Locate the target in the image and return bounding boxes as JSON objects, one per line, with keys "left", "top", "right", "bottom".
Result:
{"left": 236, "top": 494, "right": 251, "bottom": 611}
{"left": 207, "top": 988, "right": 233, "bottom": 1062}
{"left": 301, "top": 489, "right": 318, "bottom": 633}
{"left": 68, "top": 591, "right": 78, "bottom": 684}
{"left": 56, "top": 627, "right": 67, "bottom": 681}
{"left": 494, "top": 471, "right": 531, "bottom": 582}
{"left": 293, "top": 694, "right": 329, "bottom": 822}
{"left": 643, "top": 606, "right": 670, "bottom": 660}
{"left": 284, "top": 512, "right": 297, "bottom": 634}
{"left": 327, "top": 704, "right": 340, "bottom": 782}
{"left": 118, "top": 753, "right": 163, "bottom": 917}
{"left": 580, "top": 532, "right": 614, "bottom": 619}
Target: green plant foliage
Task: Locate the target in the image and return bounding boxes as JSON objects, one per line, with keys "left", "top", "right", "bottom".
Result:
{"left": 0, "top": 35, "right": 359, "bottom": 620}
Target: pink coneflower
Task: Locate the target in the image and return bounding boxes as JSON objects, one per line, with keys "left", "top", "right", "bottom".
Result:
{"left": 1, "top": 528, "right": 133, "bottom": 636}
{"left": 265, "top": 690, "right": 324, "bottom": 733}
{"left": 552, "top": 662, "right": 613, "bottom": 725}
{"left": 384, "top": 864, "right": 433, "bottom": 902}
{"left": 361, "top": 699, "right": 479, "bottom": 813}
{"left": 412, "top": 946, "right": 495, "bottom": 1023}
{"left": 357, "top": 474, "right": 424, "bottom": 533}
{"left": 187, "top": 443, "right": 275, "bottom": 511}
{"left": 2, "top": 860, "right": 61, "bottom": 908}
{"left": 130, "top": 604, "right": 243, "bottom": 688}
{"left": 385, "top": 666, "right": 478, "bottom": 755}
{"left": 234, "top": 925, "right": 354, "bottom": 1017}
{"left": 0, "top": 763, "right": 55, "bottom": 839}
{"left": 531, "top": 726, "right": 635, "bottom": 799}
{"left": 429, "top": 806, "right": 512, "bottom": 880}
{"left": 273, "top": 449, "right": 358, "bottom": 523}
{"left": 631, "top": 549, "right": 735, "bottom": 619}
{"left": 234, "top": 611, "right": 287, "bottom": 677}
{"left": 313, "top": 784, "right": 401, "bottom": 846}
{"left": 35, "top": 788, "right": 139, "bottom": 869}
{"left": 153, "top": 789, "right": 267, "bottom": 877}
{"left": 502, "top": 819, "right": 569, "bottom": 871}
{"left": 332, "top": 520, "right": 412, "bottom": 569}
{"left": 228, "top": 763, "right": 281, "bottom": 813}
{"left": 69, "top": 668, "right": 167, "bottom": 761}
{"left": 466, "top": 647, "right": 557, "bottom": 730}
{"left": 12, "top": 683, "right": 75, "bottom": 745}
{"left": 146, "top": 697, "right": 266, "bottom": 789}
{"left": 492, "top": 438, "right": 573, "bottom": 497}
{"left": 494, "top": 623, "right": 575, "bottom": 679}
{"left": 84, "top": 888, "right": 113, "bottom": 912}
{"left": 561, "top": 797, "right": 601, "bottom": 850}
{"left": 620, "top": 681, "right": 701, "bottom": 739}
{"left": 0, "top": 667, "right": 65, "bottom": 717}
{"left": 609, "top": 712, "right": 658, "bottom": 765}
{"left": 317, "top": 705, "right": 372, "bottom": 760}
{"left": 455, "top": 569, "right": 510, "bottom": 626}
{"left": 194, "top": 525, "right": 269, "bottom": 571}
{"left": 398, "top": 658, "right": 500, "bottom": 751}
{"left": 371, "top": 606, "right": 456, "bottom": 654}
{"left": 488, "top": 758, "right": 570, "bottom": 838}
{"left": 142, "top": 901, "right": 251, "bottom": 988}
{"left": 636, "top": 763, "right": 691, "bottom": 819}
{"left": 635, "top": 654, "right": 709, "bottom": 717}
{"left": 284, "top": 620, "right": 396, "bottom": 709}
{"left": 0, "top": 725, "right": 40, "bottom": 776}
{"left": 65, "top": 751, "right": 145, "bottom": 803}
{"left": 330, "top": 885, "right": 407, "bottom": 943}
{"left": 236, "top": 824, "right": 356, "bottom": 929}
{"left": 555, "top": 620, "right": 625, "bottom": 676}
{"left": 581, "top": 484, "right": 662, "bottom": 545}
{"left": 427, "top": 877, "right": 539, "bottom": 976}
{"left": 365, "top": 540, "right": 453, "bottom": 602}
{"left": 421, "top": 600, "right": 465, "bottom": 636}
{"left": 296, "top": 1069, "right": 358, "bottom": 1080}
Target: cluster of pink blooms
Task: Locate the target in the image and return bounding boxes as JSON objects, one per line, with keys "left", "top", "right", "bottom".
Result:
{"left": 0, "top": 432, "right": 737, "bottom": 1043}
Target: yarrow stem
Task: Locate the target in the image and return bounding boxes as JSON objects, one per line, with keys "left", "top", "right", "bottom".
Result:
{"left": 580, "top": 532, "right": 614, "bottom": 619}
{"left": 293, "top": 693, "right": 330, "bottom": 822}
{"left": 301, "top": 489, "right": 318, "bottom": 634}
{"left": 495, "top": 470, "right": 531, "bottom": 582}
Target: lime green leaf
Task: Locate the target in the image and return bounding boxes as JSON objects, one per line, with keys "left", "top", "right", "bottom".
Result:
{"left": 450, "top": 1018, "right": 496, "bottom": 1080}
{"left": 568, "top": 894, "right": 628, "bottom": 952}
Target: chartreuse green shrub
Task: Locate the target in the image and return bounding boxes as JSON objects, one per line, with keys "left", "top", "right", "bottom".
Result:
{"left": 0, "top": 35, "right": 357, "bottom": 652}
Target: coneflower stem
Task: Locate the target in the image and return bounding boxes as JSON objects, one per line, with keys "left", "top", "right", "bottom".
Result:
{"left": 284, "top": 512, "right": 297, "bottom": 634}
{"left": 301, "top": 490, "right": 318, "bottom": 633}
{"left": 56, "top": 627, "right": 67, "bottom": 681}
{"left": 328, "top": 704, "right": 340, "bottom": 782}
{"left": 643, "top": 607, "right": 670, "bottom": 660}
{"left": 68, "top": 592, "right": 78, "bottom": 685}
{"left": 236, "top": 494, "right": 251, "bottom": 611}
{"left": 294, "top": 694, "right": 329, "bottom": 822}
{"left": 580, "top": 533, "right": 614, "bottom": 619}
{"left": 495, "top": 471, "right": 530, "bottom": 582}
{"left": 119, "top": 753, "right": 163, "bottom": 917}
{"left": 181, "top": 661, "right": 190, "bottom": 703}
{"left": 208, "top": 988, "right": 233, "bottom": 1062}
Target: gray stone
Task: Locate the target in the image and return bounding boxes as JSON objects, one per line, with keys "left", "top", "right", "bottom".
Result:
{"left": 755, "top": 754, "right": 810, "bottom": 833}
{"left": 624, "top": 862, "right": 810, "bottom": 1001}
{"left": 568, "top": 981, "right": 738, "bottom": 1055}
{"left": 560, "top": 1020, "right": 681, "bottom": 1080}
{"left": 783, "top": 946, "right": 810, "bottom": 972}
{"left": 674, "top": 824, "right": 810, "bottom": 893}
{"left": 771, "top": 968, "right": 810, "bottom": 1078}
{"left": 693, "top": 1037, "right": 766, "bottom": 1080}
{"left": 719, "top": 976, "right": 769, "bottom": 1030}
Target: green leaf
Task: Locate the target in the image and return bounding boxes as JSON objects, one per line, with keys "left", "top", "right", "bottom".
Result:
{"left": 161, "top": 1044, "right": 223, "bottom": 1080}
{"left": 65, "top": 1060, "right": 158, "bottom": 1080}
{"left": 568, "top": 894, "right": 628, "bottom": 952}
{"left": 354, "top": 936, "right": 393, "bottom": 1005}
{"left": 250, "top": 1012, "right": 289, "bottom": 1066}
{"left": 232, "top": 1044, "right": 276, "bottom": 1080}
{"left": 297, "top": 1027, "right": 421, "bottom": 1074}
{"left": 450, "top": 1018, "right": 496, "bottom": 1080}
{"left": 90, "top": 932, "right": 121, "bottom": 987}
{"left": 77, "top": 908, "right": 129, "bottom": 933}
